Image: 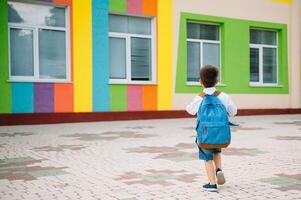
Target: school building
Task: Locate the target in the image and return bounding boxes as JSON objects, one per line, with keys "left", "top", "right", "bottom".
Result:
{"left": 0, "top": 0, "right": 300, "bottom": 125}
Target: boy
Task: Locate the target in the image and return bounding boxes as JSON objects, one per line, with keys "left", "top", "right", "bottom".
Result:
{"left": 186, "top": 65, "right": 237, "bottom": 192}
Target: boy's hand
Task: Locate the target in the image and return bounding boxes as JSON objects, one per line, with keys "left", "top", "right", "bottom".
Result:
{"left": 199, "top": 93, "right": 205, "bottom": 98}
{"left": 229, "top": 121, "right": 240, "bottom": 126}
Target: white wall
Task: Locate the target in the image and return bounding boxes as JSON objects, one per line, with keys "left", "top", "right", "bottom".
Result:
{"left": 289, "top": 0, "right": 301, "bottom": 108}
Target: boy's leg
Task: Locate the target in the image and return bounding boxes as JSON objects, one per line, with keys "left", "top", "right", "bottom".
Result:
{"left": 213, "top": 153, "right": 221, "bottom": 170}
{"left": 198, "top": 147, "right": 218, "bottom": 191}
{"left": 213, "top": 152, "right": 226, "bottom": 185}
{"left": 204, "top": 160, "right": 216, "bottom": 184}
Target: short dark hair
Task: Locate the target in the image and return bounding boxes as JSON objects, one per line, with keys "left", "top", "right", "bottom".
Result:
{"left": 199, "top": 65, "right": 219, "bottom": 88}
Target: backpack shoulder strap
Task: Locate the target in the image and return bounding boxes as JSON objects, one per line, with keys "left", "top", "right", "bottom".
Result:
{"left": 199, "top": 91, "right": 221, "bottom": 98}
{"left": 199, "top": 92, "right": 205, "bottom": 98}
{"left": 214, "top": 90, "right": 221, "bottom": 96}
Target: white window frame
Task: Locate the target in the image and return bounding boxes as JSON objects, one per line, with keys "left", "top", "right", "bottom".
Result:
{"left": 8, "top": 1, "right": 71, "bottom": 83}
{"left": 186, "top": 22, "right": 222, "bottom": 85}
{"left": 109, "top": 14, "right": 156, "bottom": 85}
{"left": 249, "top": 29, "right": 278, "bottom": 87}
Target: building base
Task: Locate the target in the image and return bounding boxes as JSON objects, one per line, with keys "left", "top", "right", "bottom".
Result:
{"left": 0, "top": 109, "right": 300, "bottom": 126}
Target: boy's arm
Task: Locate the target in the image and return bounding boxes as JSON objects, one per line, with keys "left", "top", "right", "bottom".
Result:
{"left": 186, "top": 95, "right": 203, "bottom": 115}
{"left": 227, "top": 96, "right": 237, "bottom": 117}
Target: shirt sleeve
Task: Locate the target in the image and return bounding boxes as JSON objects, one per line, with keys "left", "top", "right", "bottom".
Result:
{"left": 227, "top": 96, "right": 237, "bottom": 117}
{"left": 186, "top": 95, "right": 203, "bottom": 115}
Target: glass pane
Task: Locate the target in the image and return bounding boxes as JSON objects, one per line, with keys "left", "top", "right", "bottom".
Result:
{"left": 250, "top": 48, "right": 260, "bottom": 82}
{"left": 8, "top": 2, "right": 24, "bottom": 23}
{"left": 187, "top": 23, "right": 219, "bottom": 40}
{"left": 199, "top": 24, "right": 219, "bottom": 40}
{"left": 39, "top": 29, "right": 66, "bottom": 79}
{"left": 10, "top": 28, "right": 34, "bottom": 76}
{"left": 187, "top": 23, "right": 200, "bottom": 39}
{"left": 43, "top": 7, "right": 65, "bottom": 27}
{"left": 203, "top": 43, "right": 220, "bottom": 67}
{"left": 129, "top": 16, "right": 151, "bottom": 35}
{"left": 109, "top": 14, "right": 128, "bottom": 33}
{"left": 263, "top": 47, "right": 277, "bottom": 83}
{"left": 110, "top": 37, "right": 126, "bottom": 79}
{"left": 8, "top": 2, "right": 65, "bottom": 27}
{"left": 187, "top": 41, "right": 200, "bottom": 82}
{"left": 250, "top": 29, "right": 277, "bottom": 45}
{"left": 131, "top": 38, "right": 151, "bottom": 81}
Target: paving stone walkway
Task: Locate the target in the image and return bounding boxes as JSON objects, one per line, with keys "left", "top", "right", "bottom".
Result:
{"left": 0, "top": 114, "right": 300, "bottom": 200}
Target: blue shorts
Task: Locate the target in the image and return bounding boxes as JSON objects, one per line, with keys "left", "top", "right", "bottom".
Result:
{"left": 198, "top": 147, "right": 221, "bottom": 161}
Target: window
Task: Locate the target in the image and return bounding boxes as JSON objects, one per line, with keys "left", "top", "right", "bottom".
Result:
{"left": 250, "top": 29, "right": 278, "bottom": 85}
{"left": 186, "top": 22, "right": 220, "bottom": 83}
{"left": 109, "top": 14, "right": 156, "bottom": 84}
{"left": 8, "top": 1, "right": 70, "bottom": 82}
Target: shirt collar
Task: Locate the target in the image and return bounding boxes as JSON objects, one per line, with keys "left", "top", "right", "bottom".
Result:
{"left": 203, "top": 87, "right": 216, "bottom": 95}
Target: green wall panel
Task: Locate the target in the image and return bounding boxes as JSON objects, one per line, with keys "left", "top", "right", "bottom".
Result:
{"left": 176, "top": 12, "right": 288, "bottom": 94}
{"left": 109, "top": 0, "right": 126, "bottom": 13}
{"left": 0, "top": 0, "right": 12, "bottom": 113}
{"left": 110, "top": 85, "right": 127, "bottom": 111}
{"left": 108, "top": 0, "right": 126, "bottom": 112}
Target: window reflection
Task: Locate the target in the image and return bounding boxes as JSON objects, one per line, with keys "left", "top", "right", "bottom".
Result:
{"left": 8, "top": 2, "right": 65, "bottom": 27}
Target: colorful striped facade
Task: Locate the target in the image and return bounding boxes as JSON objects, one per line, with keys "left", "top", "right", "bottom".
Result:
{"left": 0, "top": 0, "right": 172, "bottom": 114}
{"left": 0, "top": 0, "right": 300, "bottom": 119}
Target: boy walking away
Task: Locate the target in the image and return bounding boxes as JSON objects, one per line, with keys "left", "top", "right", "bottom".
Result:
{"left": 186, "top": 65, "right": 237, "bottom": 192}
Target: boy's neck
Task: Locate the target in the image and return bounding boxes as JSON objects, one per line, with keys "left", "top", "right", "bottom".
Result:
{"left": 203, "top": 87, "right": 216, "bottom": 95}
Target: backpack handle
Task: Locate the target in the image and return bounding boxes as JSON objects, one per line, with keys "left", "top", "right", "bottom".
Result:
{"left": 199, "top": 90, "right": 221, "bottom": 97}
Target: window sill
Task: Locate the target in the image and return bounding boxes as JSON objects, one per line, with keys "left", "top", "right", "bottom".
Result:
{"left": 7, "top": 79, "right": 73, "bottom": 84}
{"left": 186, "top": 82, "right": 226, "bottom": 87}
{"left": 249, "top": 83, "right": 283, "bottom": 88}
{"left": 109, "top": 80, "right": 157, "bottom": 85}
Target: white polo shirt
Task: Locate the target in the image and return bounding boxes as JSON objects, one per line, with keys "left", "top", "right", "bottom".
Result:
{"left": 186, "top": 87, "right": 237, "bottom": 117}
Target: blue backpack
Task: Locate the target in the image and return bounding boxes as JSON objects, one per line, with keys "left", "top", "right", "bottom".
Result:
{"left": 195, "top": 91, "right": 231, "bottom": 149}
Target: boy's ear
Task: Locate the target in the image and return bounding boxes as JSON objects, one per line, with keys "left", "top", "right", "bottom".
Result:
{"left": 199, "top": 79, "right": 204, "bottom": 86}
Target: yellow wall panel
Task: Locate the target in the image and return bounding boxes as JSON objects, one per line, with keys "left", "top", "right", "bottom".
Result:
{"left": 73, "top": 0, "right": 92, "bottom": 112}
{"left": 157, "top": 0, "right": 173, "bottom": 110}
{"left": 272, "top": 0, "right": 292, "bottom": 3}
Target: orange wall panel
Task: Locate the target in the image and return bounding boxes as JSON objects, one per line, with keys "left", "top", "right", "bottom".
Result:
{"left": 143, "top": 0, "right": 157, "bottom": 16}
{"left": 54, "top": 84, "right": 74, "bottom": 112}
{"left": 53, "top": 0, "right": 71, "bottom": 5}
{"left": 142, "top": 85, "right": 157, "bottom": 110}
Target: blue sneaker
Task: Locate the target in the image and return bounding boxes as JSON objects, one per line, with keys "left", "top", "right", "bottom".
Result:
{"left": 202, "top": 183, "right": 218, "bottom": 192}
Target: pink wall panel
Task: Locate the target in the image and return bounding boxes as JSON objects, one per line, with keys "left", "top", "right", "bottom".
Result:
{"left": 127, "top": 0, "right": 143, "bottom": 14}
{"left": 127, "top": 85, "right": 143, "bottom": 111}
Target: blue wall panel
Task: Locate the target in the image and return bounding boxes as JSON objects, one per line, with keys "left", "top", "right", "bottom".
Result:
{"left": 92, "top": 0, "right": 110, "bottom": 111}
{"left": 12, "top": 83, "right": 34, "bottom": 113}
